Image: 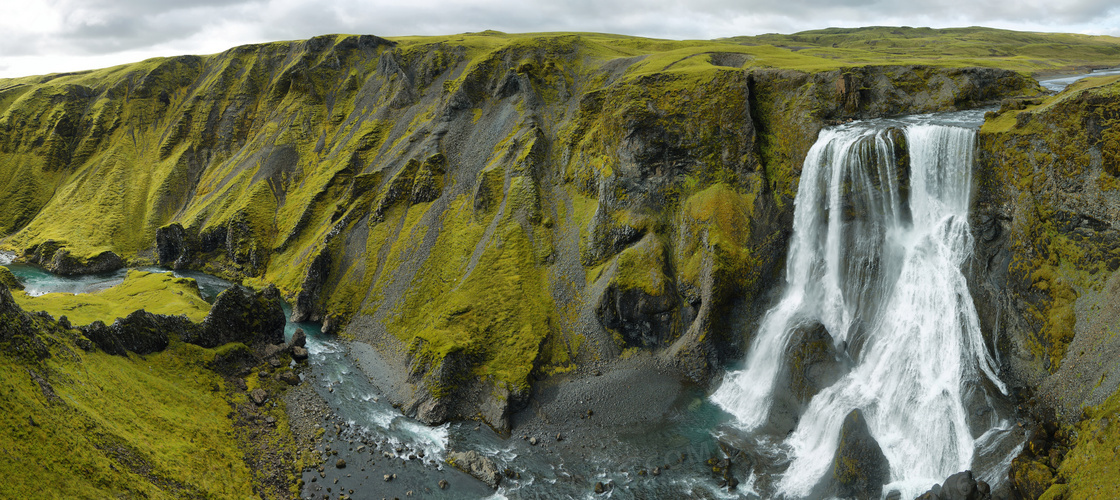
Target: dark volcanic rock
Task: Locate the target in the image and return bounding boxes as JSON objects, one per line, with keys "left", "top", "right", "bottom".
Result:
{"left": 767, "top": 320, "right": 849, "bottom": 435}
{"left": 156, "top": 223, "right": 196, "bottom": 269}
{"left": 290, "top": 248, "right": 330, "bottom": 323}
{"left": 209, "top": 342, "right": 258, "bottom": 376}
{"left": 250, "top": 388, "right": 269, "bottom": 406}
{"left": 79, "top": 310, "right": 191, "bottom": 355}
{"left": 291, "top": 345, "right": 309, "bottom": 361}
{"left": 25, "top": 240, "right": 124, "bottom": 276}
{"left": 448, "top": 450, "right": 501, "bottom": 488}
{"left": 290, "top": 328, "right": 307, "bottom": 348}
{"left": 188, "top": 284, "right": 286, "bottom": 348}
{"left": 813, "top": 409, "right": 890, "bottom": 499}
{"left": 0, "top": 283, "right": 51, "bottom": 360}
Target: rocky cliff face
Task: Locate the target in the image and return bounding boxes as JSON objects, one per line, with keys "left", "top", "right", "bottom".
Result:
{"left": 971, "top": 75, "right": 1120, "bottom": 497}
{"left": 0, "top": 32, "right": 1039, "bottom": 432}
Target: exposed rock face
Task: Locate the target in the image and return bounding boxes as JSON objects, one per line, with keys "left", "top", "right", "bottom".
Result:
{"left": 0, "top": 282, "right": 51, "bottom": 360}
{"left": 447, "top": 450, "right": 501, "bottom": 488}
{"left": 23, "top": 240, "right": 124, "bottom": 276}
{"left": 79, "top": 310, "right": 191, "bottom": 355}
{"left": 191, "top": 285, "right": 286, "bottom": 348}
{"left": 814, "top": 409, "right": 890, "bottom": 499}
{"left": 769, "top": 321, "right": 849, "bottom": 434}
{"left": 67, "top": 283, "right": 286, "bottom": 356}
{"left": 155, "top": 223, "right": 194, "bottom": 269}
{"left": 971, "top": 77, "right": 1120, "bottom": 424}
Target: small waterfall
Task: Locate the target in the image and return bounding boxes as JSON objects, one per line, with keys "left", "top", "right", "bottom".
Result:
{"left": 711, "top": 118, "right": 1007, "bottom": 497}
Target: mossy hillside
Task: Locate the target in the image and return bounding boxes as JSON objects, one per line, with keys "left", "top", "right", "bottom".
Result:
{"left": 729, "top": 26, "right": 1120, "bottom": 76}
{"left": 975, "top": 75, "right": 1120, "bottom": 374}
{"left": 0, "top": 30, "right": 1047, "bottom": 429}
{"left": 12, "top": 270, "right": 210, "bottom": 326}
{"left": 0, "top": 329, "right": 273, "bottom": 498}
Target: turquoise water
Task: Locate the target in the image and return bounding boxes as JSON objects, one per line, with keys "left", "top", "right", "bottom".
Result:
{"left": 3, "top": 262, "right": 740, "bottom": 498}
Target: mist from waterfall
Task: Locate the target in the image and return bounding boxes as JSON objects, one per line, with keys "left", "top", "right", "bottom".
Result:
{"left": 711, "top": 114, "right": 1008, "bottom": 498}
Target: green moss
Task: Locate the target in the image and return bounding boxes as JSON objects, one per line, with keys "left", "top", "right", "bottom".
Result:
{"left": 13, "top": 270, "right": 210, "bottom": 326}
{"left": 0, "top": 337, "right": 259, "bottom": 498}
{"left": 387, "top": 192, "right": 552, "bottom": 394}
{"left": 1051, "top": 386, "right": 1120, "bottom": 497}
{"left": 0, "top": 265, "right": 22, "bottom": 290}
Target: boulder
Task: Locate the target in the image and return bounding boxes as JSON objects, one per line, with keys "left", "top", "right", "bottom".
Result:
{"left": 291, "top": 328, "right": 307, "bottom": 348}
{"left": 188, "top": 284, "right": 286, "bottom": 348}
{"left": 813, "top": 409, "right": 890, "bottom": 499}
{"left": 279, "top": 371, "right": 301, "bottom": 386}
{"left": 292, "top": 345, "right": 309, "bottom": 361}
{"left": 447, "top": 450, "right": 501, "bottom": 488}
{"left": 250, "top": 388, "right": 269, "bottom": 406}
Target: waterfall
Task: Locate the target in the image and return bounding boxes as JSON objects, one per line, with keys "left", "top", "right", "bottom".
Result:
{"left": 711, "top": 118, "right": 1007, "bottom": 498}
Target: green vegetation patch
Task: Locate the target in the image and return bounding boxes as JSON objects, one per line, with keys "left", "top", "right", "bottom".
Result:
{"left": 13, "top": 270, "right": 210, "bottom": 326}
{"left": 1047, "top": 387, "right": 1120, "bottom": 498}
{"left": 0, "top": 338, "right": 258, "bottom": 498}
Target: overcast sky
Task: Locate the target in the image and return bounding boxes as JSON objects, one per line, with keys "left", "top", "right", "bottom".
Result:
{"left": 2, "top": 0, "right": 1119, "bottom": 78}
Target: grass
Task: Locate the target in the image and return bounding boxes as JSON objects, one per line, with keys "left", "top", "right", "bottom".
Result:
{"left": 0, "top": 336, "right": 257, "bottom": 498}
{"left": 12, "top": 270, "right": 211, "bottom": 326}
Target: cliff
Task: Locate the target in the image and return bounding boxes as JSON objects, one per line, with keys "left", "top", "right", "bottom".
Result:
{"left": 972, "top": 75, "right": 1120, "bottom": 497}
{"left": 0, "top": 32, "right": 1042, "bottom": 433}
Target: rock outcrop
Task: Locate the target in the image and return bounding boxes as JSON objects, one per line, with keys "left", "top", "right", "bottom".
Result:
{"left": 79, "top": 310, "right": 189, "bottom": 355}
{"left": 972, "top": 75, "right": 1120, "bottom": 496}
{"left": 0, "top": 265, "right": 22, "bottom": 290}
{"left": 191, "top": 284, "right": 286, "bottom": 348}
{"left": 813, "top": 409, "right": 891, "bottom": 499}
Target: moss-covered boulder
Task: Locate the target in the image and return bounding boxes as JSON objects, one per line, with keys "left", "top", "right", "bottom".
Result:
{"left": 814, "top": 409, "right": 890, "bottom": 499}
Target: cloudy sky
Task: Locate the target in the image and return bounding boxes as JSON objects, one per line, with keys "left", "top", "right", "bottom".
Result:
{"left": 2, "top": 0, "right": 1119, "bottom": 78}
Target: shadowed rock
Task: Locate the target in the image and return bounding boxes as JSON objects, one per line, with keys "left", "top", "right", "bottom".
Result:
{"left": 80, "top": 310, "right": 191, "bottom": 355}
{"left": 188, "top": 284, "right": 286, "bottom": 348}
{"left": 813, "top": 409, "right": 890, "bottom": 499}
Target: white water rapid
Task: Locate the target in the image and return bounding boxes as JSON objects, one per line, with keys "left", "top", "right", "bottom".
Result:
{"left": 712, "top": 115, "right": 1008, "bottom": 498}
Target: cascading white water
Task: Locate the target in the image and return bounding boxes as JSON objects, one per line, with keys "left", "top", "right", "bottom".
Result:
{"left": 712, "top": 118, "right": 1007, "bottom": 498}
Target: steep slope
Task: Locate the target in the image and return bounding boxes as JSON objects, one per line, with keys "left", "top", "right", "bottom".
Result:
{"left": 972, "top": 75, "right": 1120, "bottom": 498}
{"left": 0, "top": 32, "right": 1043, "bottom": 432}
{"left": 0, "top": 277, "right": 303, "bottom": 499}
